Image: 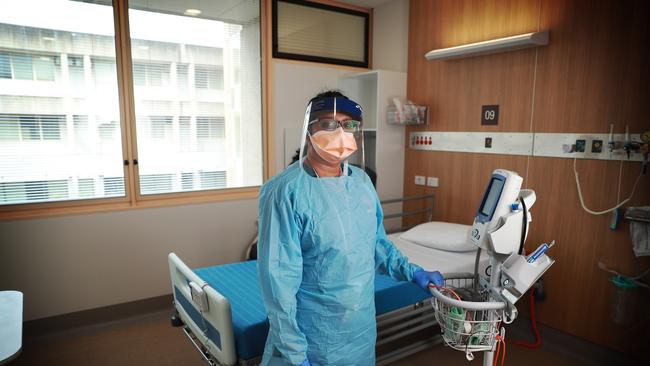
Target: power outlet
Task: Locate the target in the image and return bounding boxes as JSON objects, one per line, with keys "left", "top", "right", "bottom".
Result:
{"left": 427, "top": 177, "right": 439, "bottom": 187}
{"left": 415, "top": 176, "right": 426, "bottom": 185}
{"left": 592, "top": 139, "right": 603, "bottom": 153}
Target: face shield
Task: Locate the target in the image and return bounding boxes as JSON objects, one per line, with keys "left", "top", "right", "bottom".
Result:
{"left": 298, "top": 96, "right": 365, "bottom": 177}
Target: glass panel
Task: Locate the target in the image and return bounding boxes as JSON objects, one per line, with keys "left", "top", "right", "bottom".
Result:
{"left": 34, "top": 55, "right": 57, "bottom": 81}
{"left": 0, "top": 115, "right": 20, "bottom": 140}
{"left": 176, "top": 63, "right": 188, "bottom": 91}
{"left": 195, "top": 65, "right": 223, "bottom": 89}
{"left": 181, "top": 172, "right": 193, "bottom": 191}
{"left": 92, "top": 58, "right": 116, "bottom": 85}
{"left": 103, "top": 176, "right": 125, "bottom": 197}
{"left": 128, "top": 0, "right": 262, "bottom": 195}
{"left": 41, "top": 115, "right": 64, "bottom": 140}
{"left": 0, "top": 182, "right": 26, "bottom": 204}
{"left": 0, "top": 0, "right": 124, "bottom": 205}
{"left": 199, "top": 170, "right": 226, "bottom": 189}
{"left": 67, "top": 55, "right": 85, "bottom": 87}
{"left": 78, "top": 178, "right": 95, "bottom": 198}
{"left": 12, "top": 54, "right": 34, "bottom": 80}
{"left": 19, "top": 115, "right": 40, "bottom": 140}
{"left": 0, "top": 53, "right": 11, "bottom": 78}
{"left": 179, "top": 116, "right": 191, "bottom": 151}
{"left": 140, "top": 173, "right": 173, "bottom": 194}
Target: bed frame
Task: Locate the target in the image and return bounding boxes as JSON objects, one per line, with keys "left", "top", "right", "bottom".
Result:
{"left": 169, "top": 195, "right": 438, "bottom": 366}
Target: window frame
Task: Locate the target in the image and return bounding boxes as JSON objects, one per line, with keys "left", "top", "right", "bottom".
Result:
{"left": 272, "top": 0, "right": 370, "bottom": 68}
{"left": 0, "top": 0, "right": 269, "bottom": 220}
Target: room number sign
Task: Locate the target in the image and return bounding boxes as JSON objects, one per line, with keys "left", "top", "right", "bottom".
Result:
{"left": 481, "top": 105, "right": 499, "bottom": 125}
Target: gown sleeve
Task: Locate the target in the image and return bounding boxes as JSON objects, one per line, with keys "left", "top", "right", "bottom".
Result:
{"left": 257, "top": 183, "right": 308, "bottom": 365}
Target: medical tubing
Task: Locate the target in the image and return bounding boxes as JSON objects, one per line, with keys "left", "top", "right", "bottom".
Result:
{"left": 512, "top": 290, "right": 542, "bottom": 349}
{"left": 597, "top": 262, "right": 650, "bottom": 288}
{"left": 494, "top": 335, "right": 506, "bottom": 366}
{"left": 473, "top": 248, "right": 482, "bottom": 294}
{"left": 573, "top": 158, "right": 643, "bottom": 215}
{"left": 518, "top": 197, "right": 527, "bottom": 255}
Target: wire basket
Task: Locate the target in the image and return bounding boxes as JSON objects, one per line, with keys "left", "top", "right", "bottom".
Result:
{"left": 429, "top": 273, "right": 506, "bottom": 360}
{"left": 386, "top": 103, "right": 428, "bottom": 125}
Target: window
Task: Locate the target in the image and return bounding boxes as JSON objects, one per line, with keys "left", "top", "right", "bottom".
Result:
{"left": 149, "top": 116, "right": 172, "bottom": 139}
{"left": 0, "top": 115, "right": 20, "bottom": 140}
{"left": 129, "top": 1, "right": 262, "bottom": 197}
{"left": 195, "top": 65, "right": 223, "bottom": 89}
{"left": 179, "top": 116, "right": 191, "bottom": 151}
{"left": 92, "top": 58, "right": 117, "bottom": 85}
{"left": 78, "top": 178, "right": 95, "bottom": 198}
{"left": 0, "top": 1, "right": 124, "bottom": 206}
{"left": 140, "top": 174, "right": 173, "bottom": 194}
{"left": 34, "top": 55, "right": 56, "bottom": 81}
{"left": 176, "top": 64, "right": 189, "bottom": 91}
{"left": 0, "top": 52, "right": 61, "bottom": 81}
{"left": 0, "top": 182, "right": 26, "bottom": 204}
{"left": 97, "top": 118, "right": 119, "bottom": 141}
{"left": 68, "top": 55, "right": 85, "bottom": 87}
{"left": 22, "top": 180, "right": 68, "bottom": 202}
{"left": 0, "top": 0, "right": 262, "bottom": 214}
{"left": 0, "top": 53, "right": 11, "bottom": 78}
{"left": 273, "top": 0, "right": 369, "bottom": 67}
{"left": 133, "top": 62, "right": 170, "bottom": 87}
{"left": 200, "top": 171, "right": 227, "bottom": 190}
{"left": 0, "top": 114, "right": 65, "bottom": 141}
{"left": 181, "top": 172, "right": 194, "bottom": 191}
{"left": 103, "top": 176, "right": 125, "bottom": 197}
{"left": 13, "top": 54, "right": 34, "bottom": 80}
{"left": 197, "top": 117, "right": 225, "bottom": 139}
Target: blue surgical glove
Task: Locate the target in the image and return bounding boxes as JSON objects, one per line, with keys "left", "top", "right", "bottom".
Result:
{"left": 413, "top": 269, "right": 444, "bottom": 290}
{"left": 300, "top": 359, "right": 311, "bottom": 366}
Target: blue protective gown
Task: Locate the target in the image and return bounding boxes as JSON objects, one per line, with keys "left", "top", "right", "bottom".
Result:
{"left": 257, "top": 162, "right": 422, "bottom": 366}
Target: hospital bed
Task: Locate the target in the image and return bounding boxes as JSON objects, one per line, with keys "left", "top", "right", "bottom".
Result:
{"left": 169, "top": 196, "right": 490, "bottom": 366}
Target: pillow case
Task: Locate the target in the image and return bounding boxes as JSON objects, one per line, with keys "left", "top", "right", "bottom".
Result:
{"left": 398, "top": 221, "right": 476, "bottom": 252}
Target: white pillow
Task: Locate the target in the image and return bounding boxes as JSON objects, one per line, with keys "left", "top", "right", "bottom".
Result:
{"left": 399, "top": 221, "right": 476, "bottom": 252}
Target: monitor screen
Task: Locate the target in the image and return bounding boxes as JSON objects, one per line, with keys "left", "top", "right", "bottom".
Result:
{"left": 480, "top": 177, "right": 504, "bottom": 217}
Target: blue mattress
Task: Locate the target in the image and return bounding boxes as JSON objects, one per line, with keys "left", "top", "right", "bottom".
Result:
{"left": 180, "top": 260, "right": 431, "bottom": 361}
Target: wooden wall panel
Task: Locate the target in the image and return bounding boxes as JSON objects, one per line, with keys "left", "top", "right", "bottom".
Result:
{"left": 406, "top": 0, "right": 650, "bottom": 359}
{"left": 526, "top": 158, "right": 650, "bottom": 355}
{"left": 534, "top": 0, "right": 650, "bottom": 133}
{"left": 407, "top": 0, "right": 539, "bottom": 132}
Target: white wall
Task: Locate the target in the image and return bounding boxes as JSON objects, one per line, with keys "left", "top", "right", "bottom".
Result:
{"left": 0, "top": 200, "right": 258, "bottom": 321}
{"left": 372, "top": 0, "right": 409, "bottom": 72}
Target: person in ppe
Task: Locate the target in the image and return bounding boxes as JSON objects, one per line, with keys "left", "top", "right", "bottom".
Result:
{"left": 257, "top": 90, "right": 443, "bottom": 366}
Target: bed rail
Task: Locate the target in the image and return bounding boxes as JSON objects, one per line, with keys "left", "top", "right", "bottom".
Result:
{"left": 168, "top": 253, "right": 237, "bottom": 366}
{"left": 381, "top": 194, "right": 434, "bottom": 234}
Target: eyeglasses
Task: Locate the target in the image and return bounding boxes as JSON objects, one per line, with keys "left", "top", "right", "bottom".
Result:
{"left": 309, "top": 118, "right": 362, "bottom": 133}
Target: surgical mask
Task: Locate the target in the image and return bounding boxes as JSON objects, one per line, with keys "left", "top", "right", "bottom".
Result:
{"left": 298, "top": 96, "right": 366, "bottom": 179}
{"left": 309, "top": 127, "right": 358, "bottom": 164}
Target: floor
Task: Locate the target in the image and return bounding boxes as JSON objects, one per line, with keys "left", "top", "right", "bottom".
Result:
{"left": 13, "top": 311, "right": 595, "bottom": 366}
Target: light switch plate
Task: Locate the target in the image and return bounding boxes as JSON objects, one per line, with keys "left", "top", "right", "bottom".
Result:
{"left": 415, "top": 176, "right": 425, "bottom": 185}
{"left": 427, "top": 177, "right": 439, "bottom": 187}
